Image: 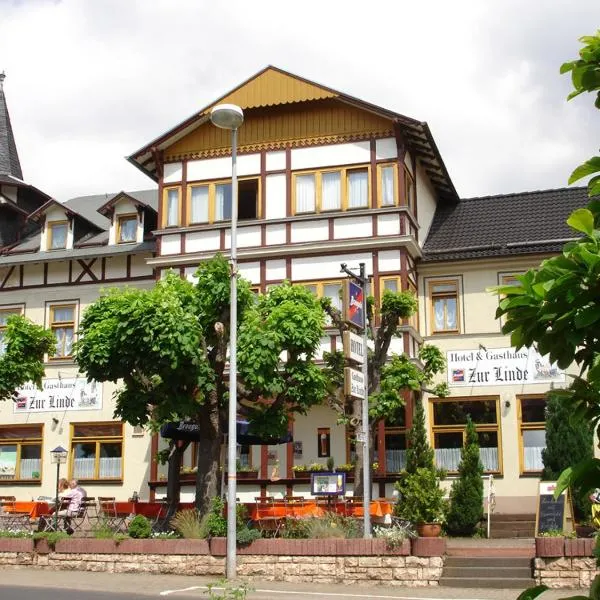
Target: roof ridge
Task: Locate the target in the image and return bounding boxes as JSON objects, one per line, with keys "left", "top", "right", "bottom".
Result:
{"left": 461, "top": 186, "right": 588, "bottom": 202}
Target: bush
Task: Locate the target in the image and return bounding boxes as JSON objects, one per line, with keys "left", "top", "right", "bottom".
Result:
{"left": 446, "top": 417, "right": 484, "bottom": 536}
{"left": 170, "top": 509, "right": 205, "bottom": 539}
{"left": 283, "top": 512, "right": 362, "bottom": 539}
{"left": 128, "top": 514, "right": 152, "bottom": 539}
{"left": 394, "top": 467, "right": 447, "bottom": 525}
{"left": 405, "top": 397, "right": 435, "bottom": 473}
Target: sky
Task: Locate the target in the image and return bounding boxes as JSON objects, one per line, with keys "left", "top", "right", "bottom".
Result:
{"left": 1, "top": 0, "right": 598, "bottom": 201}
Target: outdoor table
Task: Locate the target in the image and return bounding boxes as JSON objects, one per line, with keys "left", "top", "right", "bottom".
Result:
{"left": 3, "top": 501, "right": 50, "bottom": 518}
{"left": 113, "top": 501, "right": 195, "bottom": 518}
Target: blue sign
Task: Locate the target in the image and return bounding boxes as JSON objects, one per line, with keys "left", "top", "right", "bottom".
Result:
{"left": 344, "top": 280, "right": 364, "bottom": 329}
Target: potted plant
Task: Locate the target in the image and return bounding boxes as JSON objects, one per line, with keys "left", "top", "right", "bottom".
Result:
{"left": 394, "top": 467, "right": 447, "bottom": 537}
{"left": 292, "top": 464, "right": 308, "bottom": 478}
{"left": 236, "top": 460, "right": 258, "bottom": 479}
{"left": 335, "top": 463, "right": 354, "bottom": 473}
{"left": 307, "top": 462, "right": 328, "bottom": 473}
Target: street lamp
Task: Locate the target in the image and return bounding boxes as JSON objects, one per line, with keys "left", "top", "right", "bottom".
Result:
{"left": 210, "top": 103, "right": 244, "bottom": 580}
{"left": 50, "top": 445, "right": 68, "bottom": 531}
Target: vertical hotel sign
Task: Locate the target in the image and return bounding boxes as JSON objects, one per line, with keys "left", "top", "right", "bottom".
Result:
{"left": 343, "top": 280, "right": 364, "bottom": 330}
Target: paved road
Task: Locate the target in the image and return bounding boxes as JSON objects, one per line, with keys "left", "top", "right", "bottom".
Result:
{"left": 0, "top": 568, "right": 577, "bottom": 600}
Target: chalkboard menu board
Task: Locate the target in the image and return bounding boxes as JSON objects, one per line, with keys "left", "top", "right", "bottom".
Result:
{"left": 535, "top": 481, "right": 573, "bottom": 536}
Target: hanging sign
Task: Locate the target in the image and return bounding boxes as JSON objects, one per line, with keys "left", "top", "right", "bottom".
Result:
{"left": 13, "top": 379, "right": 102, "bottom": 413}
{"left": 447, "top": 347, "right": 565, "bottom": 387}
{"left": 344, "top": 367, "right": 365, "bottom": 399}
{"left": 343, "top": 280, "right": 364, "bottom": 330}
{"left": 343, "top": 330, "right": 365, "bottom": 364}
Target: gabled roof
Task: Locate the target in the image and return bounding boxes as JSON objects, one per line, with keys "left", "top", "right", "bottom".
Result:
{"left": 128, "top": 66, "right": 458, "bottom": 202}
{"left": 422, "top": 186, "right": 589, "bottom": 262}
{"left": 27, "top": 197, "right": 105, "bottom": 233}
{"left": 96, "top": 190, "right": 158, "bottom": 217}
{"left": 0, "top": 73, "right": 22, "bottom": 179}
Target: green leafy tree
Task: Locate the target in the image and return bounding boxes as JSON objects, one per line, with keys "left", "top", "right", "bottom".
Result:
{"left": 76, "top": 255, "right": 327, "bottom": 515}
{"left": 322, "top": 286, "right": 448, "bottom": 494}
{"left": 541, "top": 393, "right": 593, "bottom": 521}
{"left": 446, "top": 417, "right": 483, "bottom": 536}
{"left": 405, "top": 396, "right": 434, "bottom": 473}
{"left": 0, "top": 315, "right": 55, "bottom": 402}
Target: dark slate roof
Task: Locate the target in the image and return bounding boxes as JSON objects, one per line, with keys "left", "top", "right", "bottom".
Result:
{"left": 422, "top": 186, "right": 590, "bottom": 262}
{"left": 0, "top": 74, "right": 23, "bottom": 179}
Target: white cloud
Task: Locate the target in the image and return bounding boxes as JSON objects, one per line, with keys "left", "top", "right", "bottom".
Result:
{"left": 0, "top": 0, "right": 598, "bottom": 199}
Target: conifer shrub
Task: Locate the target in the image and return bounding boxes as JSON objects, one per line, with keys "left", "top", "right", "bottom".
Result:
{"left": 128, "top": 514, "right": 152, "bottom": 539}
{"left": 446, "top": 416, "right": 484, "bottom": 536}
{"left": 405, "top": 396, "right": 435, "bottom": 473}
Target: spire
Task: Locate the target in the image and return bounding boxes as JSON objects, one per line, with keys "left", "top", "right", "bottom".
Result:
{"left": 0, "top": 72, "right": 24, "bottom": 179}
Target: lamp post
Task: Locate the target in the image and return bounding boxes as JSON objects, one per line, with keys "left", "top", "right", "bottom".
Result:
{"left": 50, "top": 445, "right": 68, "bottom": 531}
{"left": 210, "top": 103, "right": 244, "bottom": 580}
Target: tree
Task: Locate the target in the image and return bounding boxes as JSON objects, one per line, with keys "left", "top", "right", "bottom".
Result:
{"left": 446, "top": 416, "right": 483, "bottom": 536}
{"left": 322, "top": 286, "right": 448, "bottom": 494}
{"left": 0, "top": 315, "right": 55, "bottom": 402}
{"left": 541, "top": 393, "right": 593, "bottom": 521}
{"left": 494, "top": 31, "right": 600, "bottom": 503}
{"left": 76, "top": 255, "right": 327, "bottom": 515}
{"left": 405, "top": 395, "right": 434, "bottom": 473}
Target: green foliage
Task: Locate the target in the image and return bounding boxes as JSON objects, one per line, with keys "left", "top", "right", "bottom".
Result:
{"left": 91, "top": 518, "right": 116, "bottom": 539}
{"left": 394, "top": 467, "right": 447, "bottom": 525}
{"left": 405, "top": 397, "right": 435, "bottom": 473}
{"left": 561, "top": 30, "right": 600, "bottom": 196}
{"left": 380, "top": 289, "right": 418, "bottom": 319}
{"left": 446, "top": 417, "right": 484, "bottom": 536}
{"left": 33, "top": 531, "right": 69, "bottom": 548}
{"left": 0, "top": 315, "right": 55, "bottom": 402}
{"left": 127, "top": 514, "right": 152, "bottom": 539}
{"left": 203, "top": 497, "right": 227, "bottom": 538}
{"left": 235, "top": 526, "right": 261, "bottom": 546}
{"left": 373, "top": 522, "right": 416, "bottom": 548}
{"left": 542, "top": 393, "right": 594, "bottom": 521}
{"left": 282, "top": 512, "right": 362, "bottom": 539}
{"left": 170, "top": 509, "right": 205, "bottom": 539}
{"left": 205, "top": 579, "right": 252, "bottom": 600}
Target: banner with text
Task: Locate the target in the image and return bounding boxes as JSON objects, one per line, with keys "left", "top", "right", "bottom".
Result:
{"left": 13, "top": 379, "right": 102, "bottom": 413}
{"left": 447, "top": 347, "right": 565, "bottom": 387}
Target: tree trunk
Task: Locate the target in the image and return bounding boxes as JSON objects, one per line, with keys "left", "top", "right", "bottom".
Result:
{"left": 194, "top": 397, "right": 222, "bottom": 516}
{"left": 166, "top": 441, "right": 188, "bottom": 506}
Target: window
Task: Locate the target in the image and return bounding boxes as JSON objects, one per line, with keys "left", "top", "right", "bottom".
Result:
{"left": 0, "top": 425, "right": 42, "bottom": 481}
{"left": 429, "top": 279, "right": 459, "bottom": 333}
{"left": 0, "top": 306, "right": 23, "bottom": 355}
{"left": 163, "top": 187, "right": 181, "bottom": 227}
{"left": 187, "top": 442, "right": 251, "bottom": 469}
{"left": 71, "top": 422, "right": 123, "bottom": 480}
{"left": 385, "top": 429, "right": 407, "bottom": 473}
{"left": 378, "top": 164, "right": 397, "bottom": 207}
{"left": 186, "top": 178, "right": 259, "bottom": 224}
{"left": 300, "top": 280, "right": 343, "bottom": 326}
{"left": 430, "top": 397, "right": 501, "bottom": 473}
{"left": 292, "top": 166, "right": 371, "bottom": 214}
{"left": 48, "top": 221, "right": 68, "bottom": 250}
{"left": 403, "top": 168, "right": 415, "bottom": 212}
{"left": 117, "top": 214, "right": 138, "bottom": 244}
{"left": 49, "top": 304, "right": 76, "bottom": 359}
{"left": 519, "top": 395, "right": 546, "bottom": 473}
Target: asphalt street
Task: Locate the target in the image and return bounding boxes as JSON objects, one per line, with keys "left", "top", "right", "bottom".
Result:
{"left": 0, "top": 568, "right": 576, "bottom": 600}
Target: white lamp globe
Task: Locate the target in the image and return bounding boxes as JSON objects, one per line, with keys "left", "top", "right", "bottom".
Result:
{"left": 210, "top": 104, "right": 244, "bottom": 130}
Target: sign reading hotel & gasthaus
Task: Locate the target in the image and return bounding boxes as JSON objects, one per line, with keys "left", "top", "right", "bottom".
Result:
{"left": 13, "top": 379, "right": 102, "bottom": 413}
{"left": 447, "top": 347, "right": 565, "bottom": 387}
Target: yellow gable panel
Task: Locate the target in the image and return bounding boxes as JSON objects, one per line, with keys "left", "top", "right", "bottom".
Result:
{"left": 206, "top": 68, "right": 337, "bottom": 112}
{"left": 165, "top": 100, "right": 394, "bottom": 161}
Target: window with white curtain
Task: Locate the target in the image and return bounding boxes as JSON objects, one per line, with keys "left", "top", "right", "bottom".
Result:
{"left": 49, "top": 304, "right": 76, "bottom": 359}
{"left": 321, "top": 172, "right": 341, "bottom": 211}
{"left": 429, "top": 280, "right": 459, "bottom": 333}
{"left": 215, "top": 183, "right": 232, "bottom": 221}
{"left": 164, "top": 188, "right": 180, "bottom": 227}
{"left": 117, "top": 214, "right": 137, "bottom": 243}
{"left": 190, "top": 185, "right": 209, "bottom": 223}
{"left": 519, "top": 396, "right": 546, "bottom": 473}
{"left": 431, "top": 397, "right": 501, "bottom": 474}
{"left": 71, "top": 423, "right": 123, "bottom": 480}
{"left": 48, "top": 222, "right": 68, "bottom": 250}
{"left": 347, "top": 169, "right": 368, "bottom": 208}
{"left": 0, "top": 425, "right": 42, "bottom": 481}
{"left": 380, "top": 165, "right": 396, "bottom": 206}
{"left": 295, "top": 174, "right": 316, "bottom": 213}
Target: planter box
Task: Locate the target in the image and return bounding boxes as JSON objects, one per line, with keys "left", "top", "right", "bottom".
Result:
{"left": 535, "top": 537, "right": 565, "bottom": 557}
{"left": 55, "top": 538, "right": 210, "bottom": 555}
{"left": 411, "top": 537, "right": 446, "bottom": 557}
{"left": 237, "top": 471, "right": 259, "bottom": 480}
{"left": 0, "top": 538, "right": 34, "bottom": 553}
{"left": 564, "top": 538, "right": 595, "bottom": 557}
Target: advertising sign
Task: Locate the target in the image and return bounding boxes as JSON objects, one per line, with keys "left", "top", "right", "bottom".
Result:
{"left": 311, "top": 472, "right": 346, "bottom": 496}
{"left": 447, "top": 347, "right": 565, "bottom": 387}
{"left": 13, "top": 379, "right": 102, "bottom": 414}
{"left": 343, "top": 330, "right": 365, "bottom": 364}
{"left": 343, "top": 280, "right": 364, "bottom": 329}
{"left": 344, "top": 367, "right": 365, "bottom": 399}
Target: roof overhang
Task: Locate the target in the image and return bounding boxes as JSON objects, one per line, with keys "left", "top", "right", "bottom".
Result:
{"left": 97, "top": 191, "right": 158, "bottom": 217}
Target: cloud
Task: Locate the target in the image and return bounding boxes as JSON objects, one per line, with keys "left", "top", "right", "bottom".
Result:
{"left": 0, "top": 0, "right": 598, "bottom": 200}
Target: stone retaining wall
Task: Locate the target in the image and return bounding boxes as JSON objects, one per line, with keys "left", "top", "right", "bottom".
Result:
{"left": 534, "top": 538, "right": 599, "bottom": 589}
{"left": 0, "top": 538, "right": 445, "bottom": 586}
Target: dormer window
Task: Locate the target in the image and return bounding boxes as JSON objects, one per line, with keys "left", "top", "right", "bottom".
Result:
{"left": 48, "top": 221, "right": 68, "bottom": 250}
{"left": 117, "top": 214, "right": 137, "bottom": 244}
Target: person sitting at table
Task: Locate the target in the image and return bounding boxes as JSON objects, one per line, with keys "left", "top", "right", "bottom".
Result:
{"left": 57, "top": 479, "right": 87, "bottom": 533}
{"left": 47, "top": 478, "right": 70, "bottom": 514}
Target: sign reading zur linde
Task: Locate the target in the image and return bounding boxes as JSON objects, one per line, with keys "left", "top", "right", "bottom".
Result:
{"left": 447, "top": 347, "right": 565, "bottom": 387}
{"left": 13, "top": 379, "right": 102, "bottom": 413}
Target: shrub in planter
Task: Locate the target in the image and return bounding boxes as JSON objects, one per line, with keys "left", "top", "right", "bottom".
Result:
{"left": 292, "top": 465, "right": 308, "bottom": 477}
{"left": 128, "top": 514, "right": 152, "bottom": 539}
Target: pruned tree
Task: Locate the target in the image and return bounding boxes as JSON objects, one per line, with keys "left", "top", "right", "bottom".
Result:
{"left": 0, "top": 314, "right": 55, "bottom": 402}
{"left": 76, "top": 255, "right": 327, "bottom": 515}
{"left": 404, "top": 394, "right": 435, "bottom": 474}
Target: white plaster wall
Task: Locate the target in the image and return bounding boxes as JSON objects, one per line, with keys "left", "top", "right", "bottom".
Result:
{"left": 224, "top": 226, "right": 261, "bottom": 249}
{"left": 416, "top": 161, "right": 437, "bottom": 246}
{"left": 378, "top": 250, "right": 401, "bottom": 273}
{"left": 23, "top": 263, "right": 44, "bottom": 287}
{"left": 315, "top": 336, "right": 332, "bottom": 360}
{"left": 266, "top": 150, "right": 286, "bottom": 171}
{"left": 265, "top": 224, "right": 286, "bottom": 245}
{"left": 265, "top": 174, "right": 286, "bottom": 220}
{"left": 187, "top": 154, "right": 260, "bottom": 181}
{"left": 238, "top": 261, "right": 260, "bottom": 284}
{"left": 291, "top": 141, "right": 370, "bottom": 171}
{"left": 290, "top": 220, "right": 328, "bottom": 244}
{"left": 265, "top": 259, "right": 286, "bottom": 281}
{"left": 161, "top": 234, "right": 181, "bottom": 255}
{"left": 129, "top": 254, "right": 154, "bottom": 278}
{"left": 375, "top": 137, "right": 397, "bottom": 160}
{"left": 333, "top": 216, "right": 372, "bottom": 239}
{"left": 47, "top": 261, "right": 68, "bottom": 285}
{"left": 163, "top": 162, "right": 183, "bottom": 183}
{"left": 377, "top": 213, "right": 400, "bottom": 236}
{"left": 107, "top": 255, "right": 128, "bottom": 278}
{"left": 185, "top": 230, "right": 220, "bottom": 253}
{"left": 292, "top": 252, "right": 373, "bottom": 281}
